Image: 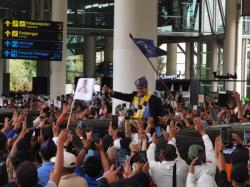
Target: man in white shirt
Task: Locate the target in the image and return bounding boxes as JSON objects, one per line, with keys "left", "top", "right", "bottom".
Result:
{"left": 188, "top": 119, "right": 216, "bottom": 180}
{"left": 186, "top": 157, "right": 217, "bottom": 187}
{"left": 147, "top": 132, "right": 188, "bottom": 187}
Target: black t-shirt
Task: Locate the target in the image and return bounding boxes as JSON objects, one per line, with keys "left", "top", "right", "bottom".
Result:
{"left": 217, "top": 171, "right": 232, "bottom": 187}
{"left": 0, "top": 153, "right": 8, "bottom": 186}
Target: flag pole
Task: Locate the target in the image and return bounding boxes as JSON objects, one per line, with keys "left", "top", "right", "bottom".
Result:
{"left": 66, "top": 99, "right": 75, "bottom": 129}
{"left": 129, "top": 33, "right": 170, "bottom": 92}
{"left": 145, "top": 57, "right": 170, "bottom": 92}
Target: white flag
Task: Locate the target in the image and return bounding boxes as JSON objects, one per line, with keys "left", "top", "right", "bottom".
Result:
{"left": 54, "top": 100, "right": 62, "bottom": 109}
{"left": 74, "top": 78, "right": 94, "bottom": 101}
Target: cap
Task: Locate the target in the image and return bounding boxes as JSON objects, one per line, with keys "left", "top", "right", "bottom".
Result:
{"left": 51, "top": 151, "right": 76, "bottom": 168}
{"left": 188, "top": 144, "right": 204, "bottom": 160}
{"left": 231, "top": 145, "right": 249, "bottom": 165}
{"left": 134, "top": 76, "right": 148, "bottom": 87}
{"left": 231, "top": 163, "right": 249, "bottom": 183}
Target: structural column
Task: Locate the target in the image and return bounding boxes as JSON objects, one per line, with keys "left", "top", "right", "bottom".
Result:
{"left": 113, "top": 0, "right": 157, "bottom": 108}
{"left": 235, "top": 0, "right": 243, "bottom": 96}
{"left": 50, "top": 0, "right": 67, "bottom": 99}
{"left": 83, "top": 36, "right": 96, "bottom": 78}
{"left": 0, "top": 61, "right": 3, "bottom": 95}
{"left": 104, "top": 37, "right": 113, "bottom": 77}
{"left": 167, "top": 43, "right": 177, "bottom": 75}
{"left": 223, "top": 0, "right": 238, "bottom": 91}
{"left": 0, "top": 20, "right": 3, "bottom": 95}
{"left": 36, "top": 0, "right": 50, "bottom": 93}
{"left": 207, "top": 40, "right": 218, "bottom": 92}
{"left": 185, "top": 42, "right": 192, "bottom": 79}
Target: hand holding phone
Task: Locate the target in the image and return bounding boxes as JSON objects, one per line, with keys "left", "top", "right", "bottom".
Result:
{"left": 244, "top": 131, "right": 250, "bottom": 147}
{"left": 77, "top": 121, "right": 84, "bottom": 129}
{"left": 195, "top": 151, "right": 206, "bottom": 165}
{"left": 166, "top": 126, "right": 170, "bottom": 133}
{"left": 115, "top": 149, "right": 127, "bottom": 167}
{"left": 112, "top": 115, "right": 118, "bottom": 128}
{"left": 26, "top": 113, "right": 33, "bottom": 128}
{"left": 220, "top": 127, "right": 233, "bottom": 147}
{"left": 146, "top": 133, "right": 152, "bottom": 142}
{"left": 92, "top": 131, "right": 100, "bottom": 143}
{"left": 154, "top": 126, "right": 162, "bottom": 139}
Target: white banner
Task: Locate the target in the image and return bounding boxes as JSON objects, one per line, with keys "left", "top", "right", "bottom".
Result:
{"left": 54, "top": 100, "right": 61, "bottom": 109}
{"left": 74, "top": 78, "right": 94, "bottom": 101}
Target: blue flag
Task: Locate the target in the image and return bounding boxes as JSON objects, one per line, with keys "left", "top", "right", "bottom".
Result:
{"left": 130, "top": 33, "right": 167, "bottom": 58}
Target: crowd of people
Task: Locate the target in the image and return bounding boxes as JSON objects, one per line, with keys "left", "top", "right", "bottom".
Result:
{"left": 0, "top": 76, "right": 250, "bottom": 187}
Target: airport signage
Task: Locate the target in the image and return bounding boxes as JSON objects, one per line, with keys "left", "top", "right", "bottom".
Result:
{"left": 2, "top": 50, "right": 62, "bottom": 61}
{"left": 3, "top": 19, "right": 63, "bottom": 31}
{"left": 2, "top": 39, "right": 62, "bottom": 51}
{"left": 2, "top": 19, "right": 63, "bottom": 61}
{"left": 3, "top": 28, "right": 62, "bottom": 41}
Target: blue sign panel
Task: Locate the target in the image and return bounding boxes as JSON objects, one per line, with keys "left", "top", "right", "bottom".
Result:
{"left": 3, "top": 39, "right": 62, "bottom": 51}
{"left": 2, "top": 50, "right": 62, "bottom": 61}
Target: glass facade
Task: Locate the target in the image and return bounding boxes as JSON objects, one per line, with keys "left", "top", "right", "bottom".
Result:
{"left": 158, "top": 0, "right": 200, "bottom": 33}
{"left": 243, "top": 17, "right": 250, "bottom": 36}
{"left": 67, "top": 0, "right": 114, "bottom": 29}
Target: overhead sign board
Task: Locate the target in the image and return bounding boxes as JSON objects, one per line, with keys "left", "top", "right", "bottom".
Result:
{"left": 1, "top": 19, "right": 63, "bottom": 61}
{"left": 2, "top": 50, "right": 62, "bottom": 61}
{"left": 3, "top": 19, "right": 63, "bottom": 31}
{"left": 3, "top": 28, "right": 62, "bottom": 41}
{"left": 2, "top": 39, "right": 62, "bottom": 51}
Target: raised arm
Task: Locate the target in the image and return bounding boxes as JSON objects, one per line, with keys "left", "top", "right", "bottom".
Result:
{"left": 10, "top": 116, "right": 29, "bottom": 155}
{"left": 102, "top": 85, "right": 135, "bottom": 102}
{"left": 194, "top": 118, "right": 215, "bottom": 164}
{"left": 232, "top": 91, "right": 244, "bottom": 121}
{"left": 96, "top": 139, "right": 111, "bottom": 171}
{"left": 111, "top": 91, "right": 135, "bottom": 102}
{"left": 49, "top": 129, "right": 69, "bottom": 186}
{"left": 146, "top": 133, "right": 157, "bottom": 165}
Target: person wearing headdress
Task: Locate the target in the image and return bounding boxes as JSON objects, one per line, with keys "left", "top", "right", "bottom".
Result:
{"left": 103, "top": 76, "right": 163, "bottom": 122}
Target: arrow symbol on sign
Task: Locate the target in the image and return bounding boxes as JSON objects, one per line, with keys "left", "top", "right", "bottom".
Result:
{"left": 4, "top": 50, "right": 10, "bottom": 57}
{"left": 4, "top": 20, "right": 11, "bottom": 27}
{"left": 4, "top": 41, "right": 11, "bottom": 48}
{"left": 4, "top": 31, "right": 11, "bottom": 37}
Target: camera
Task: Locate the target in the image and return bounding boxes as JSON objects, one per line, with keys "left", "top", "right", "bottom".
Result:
{"left": 115, "top": 149, "right": 128, "bottom": 167}
{"left": 154, "top": 126, "right": 162, "bottom": 139}
{"left": 125, "top": 109, "right": 134, "bottom": 120}
{"left": 77, "top": 121, "right": 84, "bottom": 129}
{"left": 195, "top": 151, "right": 206, "bottom": 165}
{"left": 220, "top": 127, "right": 233, "bottom": 147}
{"left": 244, "top": 130, "right": 250, "bottom": 147}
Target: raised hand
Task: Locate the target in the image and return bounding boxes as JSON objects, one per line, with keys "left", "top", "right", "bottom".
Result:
{"left": 103, "top": 165, "right": 121, "bottom": 184}
{"left": 193, "top": 118, "right": 206, "bottom": 135}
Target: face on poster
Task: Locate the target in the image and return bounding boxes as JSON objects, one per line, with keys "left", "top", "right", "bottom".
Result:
{"left": 74, "top": 78, "right": 95, "bottom": 101}
{"left": 54, "top": 100, "right": 61, "bottom": 109}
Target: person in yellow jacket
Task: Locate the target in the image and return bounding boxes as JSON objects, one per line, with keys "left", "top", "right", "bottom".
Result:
{"left": 103, "top": 76, "right": 163, "bottom": 122}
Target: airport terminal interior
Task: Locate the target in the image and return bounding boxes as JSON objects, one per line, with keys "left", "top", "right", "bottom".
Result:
{"left": 1, "top": 1, "right": 250, "bottom": 187}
